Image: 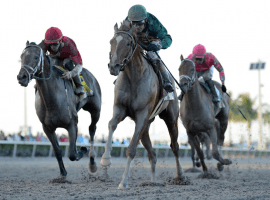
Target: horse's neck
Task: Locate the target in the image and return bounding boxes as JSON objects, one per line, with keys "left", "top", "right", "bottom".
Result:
{"left": 185, "top": 79, "right": 205, "bottom": 109}
{"left": 124, "top": 50, "right": 150, "bottom": 83}
{"left": 36, "top": 57, "right": 60, "bottom": 109}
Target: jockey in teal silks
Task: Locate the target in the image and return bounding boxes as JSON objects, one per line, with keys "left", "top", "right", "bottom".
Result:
{"left": 125, "top": 4, "right": 174, "bottom": 93}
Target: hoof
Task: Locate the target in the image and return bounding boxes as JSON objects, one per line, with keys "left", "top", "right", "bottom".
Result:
{"left": 89, "top": 163, "right": 98, "bottom": 173}
{"left": 118, "top": 182, "right": 128, "bottom": 189}
{"left": 227, "top": 159, "right": 232, "bottom": 165}
{"left": 217, "top": 162, "right": 224, "bottom": 171}
{"left": 79, "top": 146, "right": 89, "bottom": 154}
{"left": 195, "top": 161, "right": 201, "bottom": 168}
{"left": 100, "top": 157, "right": 111, "bottom": 167}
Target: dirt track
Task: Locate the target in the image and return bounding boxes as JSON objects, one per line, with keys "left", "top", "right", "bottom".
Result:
{"left": 0, "top": 157, "right": 270, "bottom": 200}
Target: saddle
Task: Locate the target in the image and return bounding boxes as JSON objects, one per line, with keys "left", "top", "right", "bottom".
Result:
{"left": 198, "top": 79, "right": 225, "bottom": 113}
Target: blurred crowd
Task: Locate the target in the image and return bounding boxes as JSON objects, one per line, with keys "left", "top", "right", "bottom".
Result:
{"left": 0, "top": 130, "right": 131, "bottom": 145}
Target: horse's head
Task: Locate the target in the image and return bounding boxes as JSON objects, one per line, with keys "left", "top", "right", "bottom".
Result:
{"left": 108, "top": 21, "right": 137, "bottom": 76}
{"left": 178, "top": 54, "right": 196, "bottom": 93}
{"left": 17, "top": 41, "right": 46, "bottom": 86}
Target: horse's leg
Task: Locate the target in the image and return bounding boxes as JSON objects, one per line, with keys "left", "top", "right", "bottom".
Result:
{"left": 201, "top": 132, "right": 212, "bottom": 160}
{"left": 67, "top": 121, "right": 87, "bottom": 161}
{"left": 189, "top": 141, "right": 196, "bottom": 168}
{"left": 43, "top": 125, "right": 67, "bottom": 176}
{"left": 208, "top": 127, "right": 232, "bottom": 169}
{"left": 88, "top": 110, "right": 100, "bottom": 173}
{"left": 188, "top": 133, "right": 207, "bottom": 172}
{"left": 119, "top": 110, "right": 149, "bottom": 189}
{"left": 194, "top": 136, "right": 201, "bottom": 167}
{"left": 101, "top": 105, "right": 126, "bottom": 167}
{"left": 140, "top": 122, "right": 157, "bottom": 182}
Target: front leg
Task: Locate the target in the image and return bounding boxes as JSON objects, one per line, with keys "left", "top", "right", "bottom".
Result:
{"left": 101, "top": 105, "right": 127, "bottom": 167}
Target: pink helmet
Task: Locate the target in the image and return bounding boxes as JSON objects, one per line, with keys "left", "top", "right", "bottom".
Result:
{"left": 44, "top": 27, "right": 63, "bottom": 44}
{"left": 192, "top": 44, "right": 206, "bottom": 58}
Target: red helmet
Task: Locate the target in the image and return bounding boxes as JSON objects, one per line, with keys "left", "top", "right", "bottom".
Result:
{"left": 192, "top": 44, "right": 206, "bottom": 58}
{"left": 44, "top": 27, "right": 63, "bottom": 44}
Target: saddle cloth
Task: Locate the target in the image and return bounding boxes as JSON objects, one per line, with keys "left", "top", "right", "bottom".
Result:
{"left": 53, "top": 65, "right": 92, "bottom": 99}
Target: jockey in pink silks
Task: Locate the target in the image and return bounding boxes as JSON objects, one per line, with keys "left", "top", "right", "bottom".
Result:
{"left": 179, "top": 44, "right": 226, "bottom": 109}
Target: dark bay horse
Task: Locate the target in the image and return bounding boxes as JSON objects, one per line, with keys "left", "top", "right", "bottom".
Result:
{"left": 100, "top": 21, "right": 186, "bottom": 189}
{"left": 17, "top": 41, "right": 101, "bottom": 178}
{"left": 179, "top": 55, "right": 231, "bottom": 172}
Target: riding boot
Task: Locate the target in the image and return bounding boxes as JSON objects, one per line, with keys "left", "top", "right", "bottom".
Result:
{"left": 155, "top": 60, "right": 174, "bottom": 93}
{"left": 205, "top": 79, "right": 219, "bottom": 110}
{"left": 73, "top": 74, "right": 86, "bottom": 95}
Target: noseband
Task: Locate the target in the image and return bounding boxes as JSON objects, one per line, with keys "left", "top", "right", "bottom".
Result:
{"left": 113, "top": 31, "right": 137, "bottom": 71}
{"left": 21, "top": 45, "right": 51, "bottom": 82}
{"left": 179, "top": 59, "right": 196, "bottom": 90}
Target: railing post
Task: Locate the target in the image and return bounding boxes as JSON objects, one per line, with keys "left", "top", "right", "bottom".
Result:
{"left": 48, "top": 145, "right": 53, "bottom": 157}
{"left": 13, "top": 144, "right": 17, "bottom": 158}
{"left": 184, "top": 148, "right": 188, "bottom": 158}
{"left": 144, "top": 148, "right": 147, "bottom": 158}
{"left": 120, "top": 147, "right": 124, "bottom": 158}
{"left": 31, "top": 144, "right": 36, "bottom": 158}
{"left": 165, "top": 149, "right": 169, "bottom": 159}
{"left": 64, "top": 145, "right": 69, "bottom": 157}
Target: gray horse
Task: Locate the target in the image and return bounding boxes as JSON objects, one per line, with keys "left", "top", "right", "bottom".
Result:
{"left": 101, "top": 21, "right": 186, "bottom": 189}
{"left": 17, "top": 41, "right": 101, "bottom": 178}
{"left": 179, "top": 55, "right": 231, "bottom": 172}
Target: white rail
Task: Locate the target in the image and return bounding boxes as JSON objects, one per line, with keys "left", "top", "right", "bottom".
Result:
{"left": 0, "top": 141, "right": 269, "bottom": 159}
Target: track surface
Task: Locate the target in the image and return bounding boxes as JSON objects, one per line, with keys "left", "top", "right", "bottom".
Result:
{"left": 0, "top": 157, "right": 269, "bottom": 200}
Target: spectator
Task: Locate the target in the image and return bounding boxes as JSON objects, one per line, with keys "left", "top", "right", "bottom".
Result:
{"left": 40, "top": 133, "right": 47, "bottom": 142}
{"left": 83, "top": 136, "right": 89, "bottom": 144}
{"left": 6, "top": 134, "right": 13, "bottom": 141}
{"left": 36, "top": 132, "right": 41, "bottom": 142}
{"left": 0, "top": 130, "right": 6, "bottom": 140}
{"left": 77, "top": 134, "right": 84, "bottom": 143}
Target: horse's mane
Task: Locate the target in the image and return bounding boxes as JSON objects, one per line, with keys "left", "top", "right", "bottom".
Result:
{"left": 118, "top": 21, "right": 132, "bottom": 32}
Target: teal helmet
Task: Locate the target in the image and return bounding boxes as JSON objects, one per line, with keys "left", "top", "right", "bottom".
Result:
{"left": 128, "top": 5, "right": 147, "bottom": 22}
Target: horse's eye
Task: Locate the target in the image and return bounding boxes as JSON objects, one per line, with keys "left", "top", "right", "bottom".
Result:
{"left": 34, "top": 56, "right": 39, "bottom": 60}
{"left": 126, "top": 42, "right": 130, "bottom": 46}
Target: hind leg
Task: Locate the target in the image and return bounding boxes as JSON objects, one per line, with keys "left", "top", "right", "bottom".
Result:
{"left": 43, "top": 125, "right": 67, "bottom": 177}
{"left": 160, "top": 114, "right": 183, "bottom": 178}
{"left": 189, "top": 140, "right": 196, "bottom": 168}
{"left": 88, "top": 110, "right": 100, "bottom": 173}
{"left": 141, "top": 122, "right": 157, "bottom": 182}
{"left": 188, "top": 133, "right": 207, "bottom": 172}
{"left": 101, "top": 105, "right": 127, "bottom": 167}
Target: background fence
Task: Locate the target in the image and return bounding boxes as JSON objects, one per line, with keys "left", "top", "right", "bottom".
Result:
{"left": 0, "top": 141, "right": 270, "bottom": 159}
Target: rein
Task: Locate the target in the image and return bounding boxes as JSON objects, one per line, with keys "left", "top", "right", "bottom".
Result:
{"left": 179, "top": 59, "right": 196, "bottom": 90}
{"left": 21, "top": 45, "right": 52, "bottom": 82}
{"left": 114, "top": 31, "right": 137, "bottom": 71}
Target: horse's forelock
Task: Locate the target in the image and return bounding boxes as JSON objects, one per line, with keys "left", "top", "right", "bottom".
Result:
{"left": 119, "top": 21, "right": 131, "bottom": 31}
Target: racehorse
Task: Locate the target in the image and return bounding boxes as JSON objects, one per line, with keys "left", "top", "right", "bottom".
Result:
{"left": 179, "top": 55, "right": 231, "bottom": 172}
{"left": 101, "top": 21, "right": 186, "bottom": 189}
{"left": 17, "top": 41, "right": 101, "bottom": 178}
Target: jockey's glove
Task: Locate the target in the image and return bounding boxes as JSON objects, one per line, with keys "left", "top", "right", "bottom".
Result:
{"left": 147, "top": 43, "right": 161, "bottom": 52}
{"left": 221, "top": 85, "right": 227, "bottom": 93}
{"left": 62, "top": 64, "right": 83, "bottom": 80}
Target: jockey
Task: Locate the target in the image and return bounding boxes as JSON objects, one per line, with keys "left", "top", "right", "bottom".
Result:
{"left": 43, "top": 27, "right": 86, "bottom": 95}
{"left": 179, "top": 44, "right": 227, "bottom": 107}
{"left": 125, "top": 5, "right": 174, "bottom": 93}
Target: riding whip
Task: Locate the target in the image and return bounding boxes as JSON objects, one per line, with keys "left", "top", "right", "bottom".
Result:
{"left": 226, "top": 92, "right": 247, "bottom": 120}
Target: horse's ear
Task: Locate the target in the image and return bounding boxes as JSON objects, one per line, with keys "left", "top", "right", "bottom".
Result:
{"left": 180, "top": 54, "right": 184, "bottom": 61}
{"left": 114, "top": 23, "right": 118, "bottom": 33}
{"left": 26, "top": 41, "right": 30, "bottom": 46}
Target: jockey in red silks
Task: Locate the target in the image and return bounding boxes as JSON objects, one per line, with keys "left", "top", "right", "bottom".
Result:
{"left": 43, "top": 27, "right": 86, "bottom": 95}
{"left": 179, "top": 44, "right": 226, "bottom": 108}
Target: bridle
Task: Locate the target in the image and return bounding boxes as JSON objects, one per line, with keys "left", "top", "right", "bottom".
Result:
{"left": 179, "top": 59, "right": 196, "bottom": 90}
{"left": 112, "top": 31, "right": 137, "bottom": 71}
{"left": 21, "top": 45, "right": 51, "bottom": 82}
